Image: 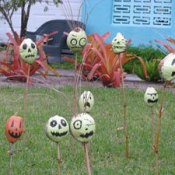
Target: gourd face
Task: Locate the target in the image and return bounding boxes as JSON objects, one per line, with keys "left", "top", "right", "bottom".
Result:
{"left": 144, "top": 87, "right": 158, "bottom": 106}
{"left": 5, "top": 115, "right": 23, "bottom": 143}
{"left": 66, "top": 27, "right": 87, "bottom": 52}
{"left": 160, "top": 53, "right": 175, "bottom": 81}
{"left": 70, "top": 113, "right": 95, "bottom": 143}
{"left": 112, "top": 32, "right": 127, "bottom": 54}
{"left": 79, "top": 91, "right": 94, "bottom": 112}
{"left": 19, "top": 38, "right": 37, "bottom": 64}
{"left": 45, "top": 115, "right": 69, "bottom": 143}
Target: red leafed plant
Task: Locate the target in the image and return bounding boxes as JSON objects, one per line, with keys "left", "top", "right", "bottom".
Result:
{"left": 155, "top": 38, "right": 175, "bottom": 53}
{"left": 64, "top": 32, "right": 148, "bottom": 88}
{"left": 0, "top": 32, "right": 60, "bottom": 82}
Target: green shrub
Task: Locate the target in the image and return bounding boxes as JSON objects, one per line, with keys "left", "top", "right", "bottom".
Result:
{"left": 133, "top": 60, "right": 162, "bottom": 82}
{"left": 124, "top": 45, "right": 165, "bottom": 73}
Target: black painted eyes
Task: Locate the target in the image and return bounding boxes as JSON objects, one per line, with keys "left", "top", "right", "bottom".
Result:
{"left": 50, "top": 120, "right": 57, "bottom": 127}
{"left": 73, "top": 120, "right": 82, "bottom": 129}
{"left": 70, "top": 37, "right": 86, "bottom": 47}
{"left": 22, "top": 43, "right": 35, "bottom": 50}
{"left": 61, "top": 119, "right": 67, "bottom": 127}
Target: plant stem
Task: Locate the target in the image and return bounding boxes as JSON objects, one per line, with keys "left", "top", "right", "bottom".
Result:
{"left": 154, "top": 82, "right": 167, "bottom": 175}
{"left": 84, "top": 143, "right": 91, "bottom": 175}
{"left": 57, "top": 144, "right": 61, "bottom": 175}
{"left": 119, "top": 53, "right": 129, "bottom": 158}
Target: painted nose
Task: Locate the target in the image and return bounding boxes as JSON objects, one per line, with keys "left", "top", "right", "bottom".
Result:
{"left": 28, "top": 48, "right": 31, "bottom": 52}
{"left": 58, "top": 124, "right": 62, "bottom": 129}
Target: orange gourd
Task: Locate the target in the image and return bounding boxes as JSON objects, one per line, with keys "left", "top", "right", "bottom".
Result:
{"left": 5, "top": 115, "right": 23, "bottom": 143}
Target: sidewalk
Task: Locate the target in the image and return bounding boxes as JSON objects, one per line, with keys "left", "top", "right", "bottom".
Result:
{"left": 57, "top": 69, "right": 143, "bottom": 82}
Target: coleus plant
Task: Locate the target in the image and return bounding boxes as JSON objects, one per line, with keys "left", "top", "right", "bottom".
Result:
{"left": 64, "top": 32, "right": 148, "bottom": 87}
{"left": 0, "top": 32, "right": 60, "bottom": 82}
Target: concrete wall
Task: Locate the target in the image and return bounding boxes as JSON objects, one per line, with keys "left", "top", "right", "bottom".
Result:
{"left": 82, "top": 0, "right": 175, "bottom": 46}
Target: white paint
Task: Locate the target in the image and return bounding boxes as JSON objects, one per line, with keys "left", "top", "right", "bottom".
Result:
{"left": 0, "top": 0, "right": 82, "bottom": 42}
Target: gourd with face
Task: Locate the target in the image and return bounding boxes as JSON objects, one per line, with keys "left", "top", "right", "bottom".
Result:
{"left": 66, "top": 27, "right": 87, "bottom": 53}
{"left": 159, "top": 53, "right": 175, "bottom": 81}
{"left": 45, "top": 115, "right": 69, "bottom": 143}
{"left": 70, "top": 113, "right": 95, "bottom": 143}
{"left": 112, "top": 32, "right": 127, "bottom": 54}
{"left": 79, "top": 91, "right": 94, "bottom": 113}
{"left": 19, "top": 38, "right": 37, "bottom": 64}
{"left": 5, "top": 115, "right": 23, "bottom": 143}
{"left": 144, "top": 87, "right": 159, "bottom": 106}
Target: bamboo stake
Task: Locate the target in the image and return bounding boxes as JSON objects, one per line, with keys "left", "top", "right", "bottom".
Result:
{"left": 119, "top": 53, "right": 129, "bottom": 158}
{"left": 57, "top": 144, "right": 61, "bottom": 175}
{"left": 154, "top": 82, "right": 167, "bottom": 175}
{"left": 84, "top": 143, "right": 91, "bottom": 175}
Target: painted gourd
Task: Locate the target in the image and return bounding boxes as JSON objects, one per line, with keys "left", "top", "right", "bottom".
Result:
{"left": 66, "top": 27, "right": 87, "bottom": 52}
{"left": 112, "top": 32, "right": 127, "bottom": 54}
{"left": 160, "top": 53, "right": 175, "bottom": 81}
{"left": 5, "top": 115, "right": 23, "bottom": 143}
{"left": 144, "top": 87, "right": 158, "bottom": 106}
{"left": 45, "top": 115, "right": 69, "bottom": 143}
{"left": 70, "top": 113, "right": 95, "bottom": 143}
{"left": 19, "top": 38, "right": 37, "bottom": 64}
{"left": 79, "top": 91, "right": 94, "bottom": 112}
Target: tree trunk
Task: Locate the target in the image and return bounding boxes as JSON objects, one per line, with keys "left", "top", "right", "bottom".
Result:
{"left": 20, "top": 1, "right": 32, "bottom": 38}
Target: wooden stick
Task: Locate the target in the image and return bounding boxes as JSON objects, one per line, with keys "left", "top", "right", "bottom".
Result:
{"left": 8, "top": 143, "right": 13, "bottom": 175}
{"left": 119, "top": 53, "right": 129, "bottom": 158}
{"left": 73, "top": 53, "right": 78, "bottom": 116}
{"left": 57, "top": 144, "right": 61, "bottom": 175}
{"left": 84, "top": 143, "right": 91, "bottom": 175}
{"left": 23, "top": 65, "right": 31, "bottom": 126}
{"left": 154, "top": 82, "right": 167, "bottom": 175}
{"left": 150, "top": 106, "right": 155, "bottom": 147}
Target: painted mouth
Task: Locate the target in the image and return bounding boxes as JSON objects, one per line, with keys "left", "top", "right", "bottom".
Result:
{"left": 25, "top": 54, "right": 35, "bottom": 58}
{"left": 84, "top": 102, "right": 90, "bottom": 107}
{"left": 148, "top": 99, "right": 158, "bottom": 103}
{"left": 51, "top": 131, "right": 68, "bottom": 137}
{"left": 8, "top": 131, "right": 21, "bottom": 138}
{"left": 80, "top": 131, "right": 94, "bottom": 138}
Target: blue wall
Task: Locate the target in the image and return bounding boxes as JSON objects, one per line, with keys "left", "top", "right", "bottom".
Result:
{"left": 82, "top": 0, "right": 175, "bottom": 47}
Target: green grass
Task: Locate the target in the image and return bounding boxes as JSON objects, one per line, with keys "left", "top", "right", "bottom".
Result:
{"left": 0, "top": 86, "right": 175, "bottom": 174}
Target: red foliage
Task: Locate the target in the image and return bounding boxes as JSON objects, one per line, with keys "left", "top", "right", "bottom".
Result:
{"left": 64, "top": 32, "right": 148, "bottom": 88}
{"left": 0, "top": 32, "right": 60, "bottom": 82}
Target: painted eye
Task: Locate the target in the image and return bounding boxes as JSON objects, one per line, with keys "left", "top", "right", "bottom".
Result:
{"left": 31, "top": 43, "right": 35, "bottom": 49}
{"left": 61, "top": 119, "right": 67, "bottom": 126}
{"left": 22, "top": 44, "right": 27, "bottom": 50}
{"left": 11, "top": 120, "right": 14, "bottom": 127}
{"left": 50, "top": 120, "right": 57, "bottom": 127}
{"left": 79, "top": 37, "right": 87, "bottom": 47}
{"left": 71, "top": 39, "right": 77, "bottom": 46}
{"left": 73, "top": 120, "right": 82, "bottom": 129}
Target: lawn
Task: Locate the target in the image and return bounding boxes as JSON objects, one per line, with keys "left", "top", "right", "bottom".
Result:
{"left": 0, "top": 85, "right": 175, "bottom": 175}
